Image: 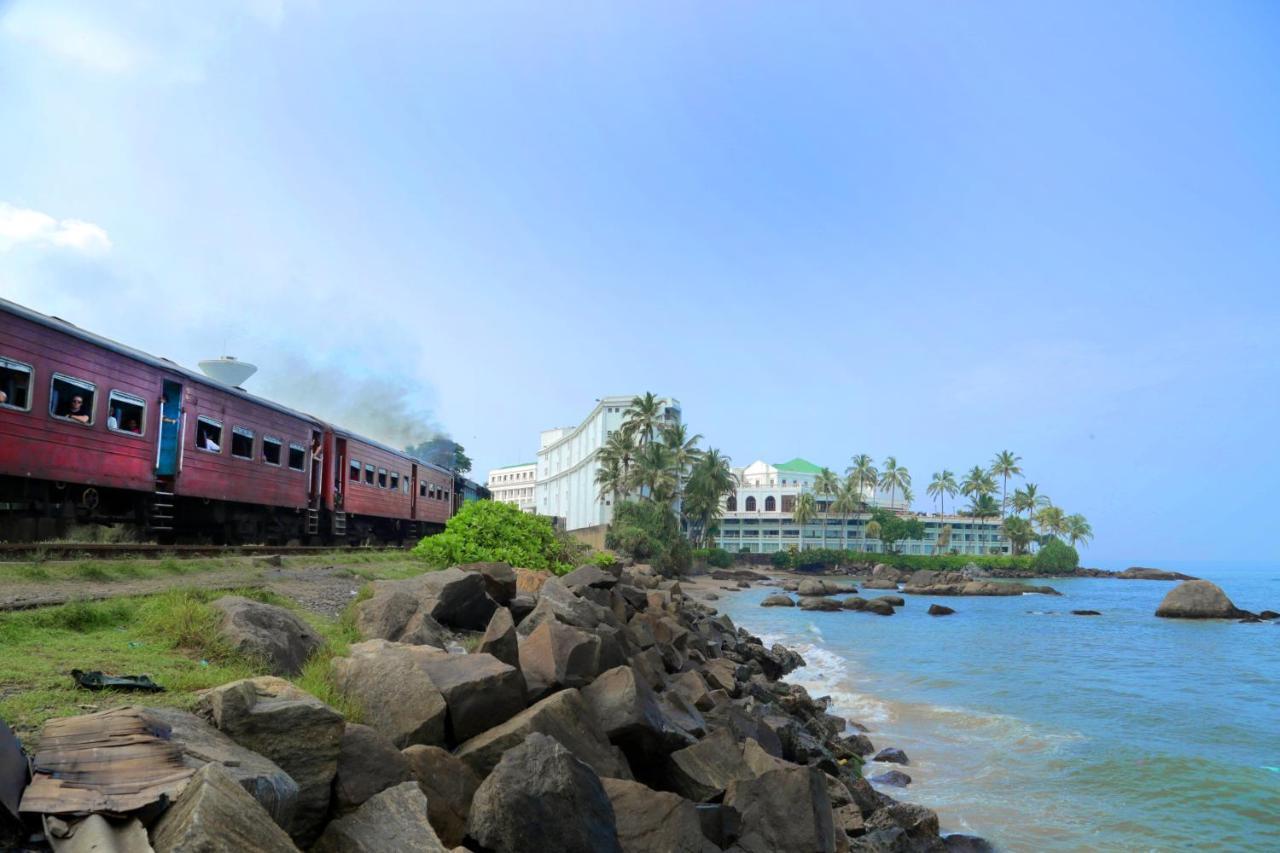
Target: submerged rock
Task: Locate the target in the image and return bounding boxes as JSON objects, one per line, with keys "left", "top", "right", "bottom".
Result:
{"left": 1117, "top": 566, "right": 1197, "bottom": 581}
{"left": 869, "top": 770, "right": 912, "bottom": 787}
{"left": 872, "top": 747, "right": 909, "bottom": 765}
{"left": 1154, "top": 580, "right": 1246, "bottom": 619}
{"left": 760, "top": 594, "right": 796, "bottom": 607}
{"left": 927, "top": 604, "right": 955, "bottom": 616}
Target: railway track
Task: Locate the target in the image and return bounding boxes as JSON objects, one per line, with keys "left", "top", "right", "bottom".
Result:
{"left": 0, "top": 542, "right": 405, "bottom": 561}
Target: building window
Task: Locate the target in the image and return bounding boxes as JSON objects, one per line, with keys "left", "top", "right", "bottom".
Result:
{"left": 196, "top": 417, "right": 222, "bottom": 452}
{"left": 0, "top": 357, "right": 33, "bottom": 411}
{"left": 288, "top": 443, "right": 306, "bottom": 471}
{"left": 377, "top": 468, "right": 388, "bottom": 488}
{"left": 264, "top": 436, "right": 283, "bottom": 466}
{"left": 765, "top": 496, "right": 777, "bottom": 512}
{"left": 726, "top": 496, "right": 737, "bottom": 511}
{"left": 231, "top": 426, "right": 254, "bottom": 460}
{"left": 50, "top": 373, "right": 96, "bottom": 425}
{"left": 745, "top": 496, "right": 757, "bottom": 511}
{"left": 350, "top": 459, "right": 361, "bottom": 481}
{"left": 781, "top": 494, "right": 795, "bottom": 512}
{"left": 106, "top": 390, "right": 145, "bottom": 436}
{"left": 365, "top": 463, "right": 375, "bottom": 485}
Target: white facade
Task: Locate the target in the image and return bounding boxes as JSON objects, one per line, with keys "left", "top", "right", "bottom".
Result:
{"left": 536, "top": 395, "right": 681, "bottom": 531}
{"left": 486, "top": 462, "right": 537, "bottom": 513}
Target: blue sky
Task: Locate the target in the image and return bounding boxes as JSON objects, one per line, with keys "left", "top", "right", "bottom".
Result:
{"left": 2, "top": 1, "right": 1277, "bottom": 565}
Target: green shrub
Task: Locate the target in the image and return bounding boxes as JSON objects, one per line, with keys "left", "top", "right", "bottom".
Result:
{"left": 606, "top": 501, "right": 691, "bottom": 576}
{"left": 770, "top": 550, "right": 791, "bottom": 568}
{"left": 698, "top": 548, "right": 734, "bottom": 568}
{"left": 1033, "top": 537, "right": 1079, "bottom": 573}
{"left": 589, "top": 552, "right": 618, "bottom": 569}
{"left": 413, "top": 500, "right": 573, "bottom": 573}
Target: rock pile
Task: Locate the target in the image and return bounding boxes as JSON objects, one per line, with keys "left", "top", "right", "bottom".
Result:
{"left": 13, "top": 559, "right": 987, "bottom": 852}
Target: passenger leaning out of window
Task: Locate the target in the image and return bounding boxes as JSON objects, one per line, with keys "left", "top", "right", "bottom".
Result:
{"left": 66, "top": 395, "right": 90, "bottom": 423}
{"left": 0, "top": 390, "right": 6, "bottom": 405}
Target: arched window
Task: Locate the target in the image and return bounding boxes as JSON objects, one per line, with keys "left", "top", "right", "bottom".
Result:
{"left": 726, "top": 496, "right": 737, "bottom": 511}
{"left": 765, "top": 495, "right": 777, "bottom": 512}
{"left": 745, "top": 496, "right": 757, "bottom": 512}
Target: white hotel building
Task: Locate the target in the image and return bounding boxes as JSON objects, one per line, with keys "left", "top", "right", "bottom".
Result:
{"left": 536, "top": 395, "right": 681, "bottom": 531}
{"left": 485, "top": 462, "right": 537, "bottom": 513}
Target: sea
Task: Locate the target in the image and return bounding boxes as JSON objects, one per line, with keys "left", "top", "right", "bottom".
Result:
{"left": 716, "top": 561, "right": 1280, "bottom": 852}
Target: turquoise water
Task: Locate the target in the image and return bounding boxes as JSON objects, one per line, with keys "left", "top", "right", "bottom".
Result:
{"left": 717, "top": 562, "right": 1280, "bottom": 851}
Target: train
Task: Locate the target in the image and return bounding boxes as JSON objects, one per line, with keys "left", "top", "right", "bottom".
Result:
{"left": 0, "top": 296, "right": 459, "bottom": 544}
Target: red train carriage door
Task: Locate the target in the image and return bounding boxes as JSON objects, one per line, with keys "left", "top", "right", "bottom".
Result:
{"left": 308, "top": 430, "right": 323, "bottom": 506}
{"left": 333, "top": 438, "right": 347, "bottom": 509}
{"left": 155, "top": 381, "right": 183, "bottom": 477}
{"left": 410, "top": 463, "right": 419, "bottom": 520}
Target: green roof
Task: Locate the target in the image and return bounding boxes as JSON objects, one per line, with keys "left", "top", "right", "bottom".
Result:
{"left": 773, "top": 457, "right": 824, "bottom": 474}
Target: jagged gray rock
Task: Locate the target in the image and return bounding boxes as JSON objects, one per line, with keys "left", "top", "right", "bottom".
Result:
{"left": 332, "top": 723, "right": 413, "bottom": 814}
{"left": 477, "top": 606, "right": 519, "bottom": 668}
{"left": 401, "top": 745, "right": 480, "bottom": 848}
{"left": 210, "top": 596, "right": 322, "bottom": 676}
{"left": 329, "top": 640, "right": 449, "bottom": 748}
{"left": 150, "top": 763, "right": 299, "bottom": 853}
{"left": 602, "top": 777, "right": 717, "bottom": 853}
{"left": 723, "top": 763, "right": 836, "bottom": 853}
{"left": 519, "top": 620, "right": 602, "bottom": 700}
{"left": 413, "top": 651, "right": 526, "bottom": 742}
{"left": 312, "top": 781, "right": 447, "bottom": 853}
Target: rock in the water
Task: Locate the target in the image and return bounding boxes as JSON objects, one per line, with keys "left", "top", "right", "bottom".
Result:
{"left": 1072, "top": 610, "right": 1102, "bottom": 616}
{"left": 842, "top": 596, "right": 867, "bottom": 611}
{"left": 1258, "top": 610, "right": 1279, "bottom": 620}
{"left": 797, "top": 579, "right": 833, "bottom": 596}
{"left": 150, "top": 763, "right": 299, "bottom": 853}
{"left": 862, "top": 598, "right": 895, "bottom": 616}
{"left": 1155, "top": 580, "right": 1245, "bottom": 619}
{"left": 723, "top": 763, "right": 836, "bottom": 853}
{"left": 519, "top": 620, "right": 603, "bottom": 700}
{"left": 1117, "top": 567, "right": 1197, "bottom": 581}
{"left": 875, "top": 595, "right": 905, "bottom": 607}
{"left": 197, "top": 677, "right": 344, "bottom": 846}
{"left": 602, "top": 777, "right": 713, "bottom": 853}
{"left": 210, "top": 596, "right": 323, "bottom": 677}
{"left": 798, "top": 597, "right": 843, "bottom": 612}
{"left": 313, "top": 781, "right": 447, "bottom": 853}
{"left": 454, "top": 687, "right": 631, "bottom": 781}
{"left": 761, "top": 594, "right": 796, "bottom": 607}
{"left": 945, "top": 834, "right": 996, "bottom": 852}
{"left": 873, "top": 747, "right": 909, "bottom": 765}
{"left": 665, "top": 728, "right": 755, "bottom": 802}
{"left": 927, "top": 604, "right": 955, "bottom": 616}
{"left": 144, "top": 706, "right": 298, "bottom": 830}
{"left": 861, "top": 578, "right": 900, "bottom": 590}
{"left": 401, "top": 745, "right": 480, "bottom": 848}
{"left": 865, "top": 801, "right": 940, "bottom": 842}
{"left": 467, "top": 733, "right": 622, "bottom": 853}
{"left": 478, "top": 606, "right": 519, "bottom": 668}
{"left": 869, "top": 770, "right": 912, "bottom": 787}
{"left": 457, "top": 561, "right": 517, "bottom": 605}
{"left": 329, "top": 640, "right": 449, "bottom": 748}
{"left": 332, "top": 724, "right": 413, "bottom": 814}
{"left": 413, "top": 651, "right": 526, "bottom": 742}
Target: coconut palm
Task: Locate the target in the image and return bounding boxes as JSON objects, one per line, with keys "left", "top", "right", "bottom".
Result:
{"left": 632, "top": 441, "right": 677, "bottom": 502}
{"left": 1012, "top": 483, "right": 1048, "bottom": 519}
{"left": 878, "top": 457, "right": 910, "bottom": 510}
{"left": 927, "top": 470, "right": 959, "bottom": 518}
{"left": 965, "top": 493, "right": 1000, "bottom": 521}
{"left": 1065, "top": 513, "right": 1093, "bottom": 548}
{"left": 622, "top": 392, "right": 665, "bottom": 446}
{"left": 660, "top": 422, "right": 703, "bottom": 500}
{"left": 846, "top": 454, "right": 878, "bottom": 509}
{"left": 901, "top": 483, "right": 915, "bottom": 510}
{"left": 594, "top": 454, "right": 625, "bottom": 503}
{"left": 793, "top": 492, "right": 817, "bottom": 551}
{"left": 598, "top": 430, "right": 638, "bottom": 494}
{"left": 961, "top": 466, "right": 997, "bottom": 511}
{"left": 864, "top": 518, "right": 882, "bottom": 554}
{"left": 831, "top": 477, "right": 860, "bottom": 552}
{"left": 1034, "top": 505, "right": 1068, "bottom": 539}
{"left": 935, "top": 523, "right": 953, "bottom": 554}
{"left": 988, "top": 450, "right": 1024, "bottom": 517}
{"left": 1001, "top": 516, "right": 1036, "bottom": 555}
{"left": 814, "top": 467, "right": 840, "bottom": 548}
{"left": 683, "top": 448, "right": 738, "bottom": 547}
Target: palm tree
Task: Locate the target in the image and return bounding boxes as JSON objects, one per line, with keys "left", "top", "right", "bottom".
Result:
{"left": 878, "top": 456, "right": 910, "bottom": 510}
{"left": 1034, "top": 505, "right": 1067, "bottom": 539}
{"left": 988, "top": 450, "right": 1023, "bottom": 517}
{"left": 598, "top": 430, "right": 638, "bottom": 497}
{"left": 594, "top": 454, "right": 625, "bottom": 503}
{"left": 793, "top": 492, "right": 817, "bottom": 551}
{"left": 965, "top": 493, "right": 1000, "bottom": 520}
{"left": 935, "top": 523, "right": 953, "bottom": 554}
{"left": 831, "top": 478, "right": 860, "bottom": 552}
{"left": 622, "top": 392, "right": 664, "bottom": 447}
{"left": 927, "top": 470, "right": 958, "bottom": 518}
{"left": 683, "top": 449, "right": 738, "bottom": 546}
{"left": 814, "top": 467, "right": 840, "bottom": 549}
{"left": 846, "top": 454, "right": 878, "bottom": 510}
{"left": 901, "top": 483, "right": 915, "bottom": 510}
{"left": 632, "top": 441, "right": 677, "bottom": 502}
{"left": 961, "top": 465, "right": 996, "bottom": 510}
{"left": 1001, "top": 516, "right": 1036, "bottom": 555}
{"left": 864, "top": 519, "right": 882, "bottom": 554}
{"left": 1012, "top": 482, "right": 1048, "bottom": 519}
{"left": 1065, "top": 513, "right": 1093, "bottom": 548}
{"left": 660, "top": 422, "right": 703, "bottom": 501}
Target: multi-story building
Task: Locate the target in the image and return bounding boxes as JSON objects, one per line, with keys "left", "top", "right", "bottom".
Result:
{"left": 536, "top": 395, "right": 681, "bottom": 531}
{"left": 486, "top": 462, "right": 537, "bottom": 513}
{"left": 717, "top": 458, "right": 1010, "bottom": 555}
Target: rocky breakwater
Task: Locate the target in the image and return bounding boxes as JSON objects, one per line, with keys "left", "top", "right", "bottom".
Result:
{"left": 9, "top": 560, "right": 990, "bottom": 852}
{"left": 901, "top": 570, "right": 1059, "bottom": 597}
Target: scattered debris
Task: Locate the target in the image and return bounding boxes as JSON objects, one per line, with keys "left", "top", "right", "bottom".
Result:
{"left": 71, "top": 671, "right": 164, "bottom": 693}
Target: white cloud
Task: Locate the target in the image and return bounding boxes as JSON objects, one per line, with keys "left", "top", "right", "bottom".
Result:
{"left": 1, "top": 5, "right": 142, "bottom": 74}
{"left": 0, "top": 203, "right": 111, "bottom": 254}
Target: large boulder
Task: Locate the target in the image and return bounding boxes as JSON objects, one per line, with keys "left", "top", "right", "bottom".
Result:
{"left": 210, "top": 596, "right": 322, "bottom": 676}
{"left": 928, "top": 604, "right": 955, "bottom": 616}
{"left": 518, "top": 577, "right": 611, "bottom": 635}
{"left": 519, "top": 620, "right": 602, "bottom": 700}
{"left": 477, "top": 606, "right": 519, "bottom": 668}
{"left": 412, "top": 651, "right": 526, "bottom": 742}
{"left": 666, "top": 671, "right": 713, "bottom": 712}
{"left": 313, "top": 781, "right": 447, "bottom": 853}
{"left": 797, "top": 579, "right": 831, "bottom": 597}
{"left": 401, "top": 745, "right": 480, "bottom": 848}
{"left": 760, "top": 594, "right": 795, "bottom": 607}
{"left": 664, "top": 728, "right": 755, "bottom": 802}
{"left": 454, "top": 687, "right": 632, "bottom": 781}
{"left": 563, "top": 564, "right": 619, "bottom": 591}
{"left": 467, "top": 733, "right": 622, "bottom": 853}
{"left": 723, "top": 763, "right": 836, "bottom": 853}
{"left": 412, "top": 567, "right": 499, "bottom": 630}
{"left": 799, "top": 597, "right": 843, "bottom": 612}
{"left": 197, "top": 677, "right": 343, "bottom": 846}
{"left": 602, "top": 777, "right": 716, "bottom": 853}
{"left": 457, "top": 561, "right": 518, "bottom": 605}
{"left": 1155, "top": 580, "right": 1246, "bottom": 619}
{"left": 861, "top": 578, "right": 900, "bottom": 590}
{"left": 150, "top": 764, "right": 299, "bottom": 853}
{"left": 872, "top": 747, "right": 909, "bottom": 765}
{"left": 329, "top": 640, "right": 448, "bottom": 748}
{"left": 1118, "top": 566, "right": 1197, "bottom": 581}
{"left": 582, "top": 665, "right": 696, "bottom": 758}
{"left": 144, "top": 707, "right": 298, "bottom": 830}
{"left": 353, "top": 586, "right": 448, "bottom": 648}
{"left": 332, "top": 724, "right": 414, "bottom": 814}
{"left": 862, "top": 598, "right": 895, "bottom": 616}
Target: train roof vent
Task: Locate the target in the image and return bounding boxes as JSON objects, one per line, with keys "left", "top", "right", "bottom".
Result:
{"left": 198, "top": 356, "right": 257, "bottom": 388}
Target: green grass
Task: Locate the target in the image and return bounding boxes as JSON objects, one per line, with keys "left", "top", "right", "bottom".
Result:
{"left": 0, "top": 555, "right": 259, "bottom": 585}
{"left": 0, "top": 586, "right": 359, "bottom": 739}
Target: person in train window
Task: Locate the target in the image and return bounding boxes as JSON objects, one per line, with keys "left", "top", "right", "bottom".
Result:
{"left": 123, "top": 417, "right": 140, "bottom": 434}
{"left": 67, "top": 395, "right": 90, "bottom": 424}
{"left": 200, "top": 427, "right": 220, "bottom": 452}
{"left": 0, "top": 390, "right": 6, "bottom": 404}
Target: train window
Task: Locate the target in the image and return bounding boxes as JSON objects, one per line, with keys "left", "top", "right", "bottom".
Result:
{"left": 349, "top": 459, "right": 361, "bottom": 481}
{"left": 402, "top": 478, "right": 410, "bottom": 495}
{"left": 389, "top": 472, "right": 399, "bottom": 491}
{"left": 231, "top": 427, "right": 254, "bottom": 459}
{"left": 49, "top": 374, "right": 96, "bottom": 425}
{"left": 106, "top": 391, "right": 146, "bottom": 436}
{"left": 0, "top": 357, "right": 33, "bottom": 411}
{"left": 377, "top": 468, "right": 388, "bottom": 488}
{"left": 263, "top": 436, "right": 282, "bottom": 466}
{"left": 196, "top": 417, "right": 223, "bottom": 452}
{"left": 419, "top": 482, "right": 427, "bottom": 498}
{"left": 364, "top": 463, "right": 375, "bottom": 485}
{"left": 287, "top": 443, "right": 306, "bottom": 471}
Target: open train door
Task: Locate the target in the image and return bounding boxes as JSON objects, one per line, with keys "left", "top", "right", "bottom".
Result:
{"left": 155, "top": 381, "right": 183, "bottom": 477}
{"left": 410, "top": 462, "right": 419, "bottom": 520}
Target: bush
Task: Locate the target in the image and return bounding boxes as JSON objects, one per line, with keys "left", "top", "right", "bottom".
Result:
{"left": 1033, "top": 537, "right": 1079, "bottom": 574}
{"left": 589, "top": 552, "right": 618, "bottom": 569}
{"left": 770, "top": 550, "right": 791, "bottom": 568}
{"left": 413, "top": 500, "right": 573, "bottom": 574}
{"left": 765, "top": 548, "right": 1043, "bottom": 574}
{"left": 692, "top": 547, "right": 734, "bottom": 569}
{"left": 606, "top": 501, "right": 691, "bottom": 576}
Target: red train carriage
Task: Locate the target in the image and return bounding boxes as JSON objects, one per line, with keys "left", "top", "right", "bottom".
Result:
{"left": 0, "top": 297, "right": 453, "bottom": 543}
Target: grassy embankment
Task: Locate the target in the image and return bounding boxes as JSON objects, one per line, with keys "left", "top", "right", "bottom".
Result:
{"left": 0, "top": 551, "right": 432, "bottom": 738}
